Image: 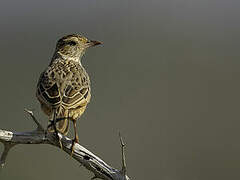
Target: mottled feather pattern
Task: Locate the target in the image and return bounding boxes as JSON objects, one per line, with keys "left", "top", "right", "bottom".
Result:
{"left": 37, "top": 59, "right": 91, "bottom": 109}
{"left": 36, "top": 58, "right": 91, "bottom": 136}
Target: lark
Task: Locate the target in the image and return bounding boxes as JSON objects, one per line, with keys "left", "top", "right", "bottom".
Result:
{"left": 36, "top": 34, "right": 101, "bottom": 151}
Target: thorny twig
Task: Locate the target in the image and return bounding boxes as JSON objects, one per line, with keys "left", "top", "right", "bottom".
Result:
{"left": 0, "top": 110, "right": 130, "bottom": 180}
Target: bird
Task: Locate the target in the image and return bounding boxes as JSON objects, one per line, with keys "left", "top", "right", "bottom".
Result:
{"left": 36, "top": 34, "right": 101, "bottom": 151}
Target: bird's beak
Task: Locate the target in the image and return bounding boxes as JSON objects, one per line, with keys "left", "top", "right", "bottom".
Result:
{"left": 85, "top": 40, "right": 102, "bottom": 48}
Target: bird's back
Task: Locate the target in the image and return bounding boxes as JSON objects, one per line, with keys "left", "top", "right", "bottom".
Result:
{"left": 36, "top": 59, "right": 91, "bottom": 134}
{"left": 37, "top": 59, "right": 91, "bottom": 109}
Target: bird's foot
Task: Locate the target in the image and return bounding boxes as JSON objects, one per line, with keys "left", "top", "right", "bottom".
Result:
{"left": 56, "top": 132, "right": 63, "bottom": 149}
{"left": 71, "top": 138, "right": 78, "bottom": 156}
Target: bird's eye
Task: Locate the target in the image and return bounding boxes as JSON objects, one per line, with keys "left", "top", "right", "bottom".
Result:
{"left": 68, "top": 41, "right": 77, "bottom": 46}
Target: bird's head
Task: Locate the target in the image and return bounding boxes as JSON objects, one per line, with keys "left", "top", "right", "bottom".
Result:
{"left": 54, "top": 34, "right": 102, "bottom": 61}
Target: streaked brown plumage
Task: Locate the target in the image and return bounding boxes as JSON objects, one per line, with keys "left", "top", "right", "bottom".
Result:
{"left": 36, "top": 34, "right": 101, "bottom": 149}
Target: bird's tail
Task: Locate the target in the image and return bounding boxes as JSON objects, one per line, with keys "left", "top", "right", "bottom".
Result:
{"left": 49, "top": 107, "right": 70, "bottom": 135}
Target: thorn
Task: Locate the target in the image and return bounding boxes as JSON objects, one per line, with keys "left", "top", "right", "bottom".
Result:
{"left": 0, "top": 143, "right": 15, "bottom": 169}
{"left": 119, "top": 132, "right": 127, "bottom": 176}
{"left": 119, "top": 132, "right": 125, "bottom": 147}
{"left": 24, "top": 109, "right": 44, "bottom": 132}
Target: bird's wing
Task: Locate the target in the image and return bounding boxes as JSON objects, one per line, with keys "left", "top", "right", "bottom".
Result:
{"left": 62, "top": 63, "right": 91, "bottom": 109}
{"left": 62, "top": 84, "right": 90, "bottom": 109}
{"left": 36, "top": 68, "right": 61, "bottom": 108}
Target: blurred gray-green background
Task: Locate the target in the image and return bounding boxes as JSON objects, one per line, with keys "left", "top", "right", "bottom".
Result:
{"left": 0, "top": 0, "right": 240, "bottom": 179}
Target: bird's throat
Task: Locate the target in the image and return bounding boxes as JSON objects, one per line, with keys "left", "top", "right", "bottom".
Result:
{"left": 50, "top": 52, "right": 82, "bottom": 66}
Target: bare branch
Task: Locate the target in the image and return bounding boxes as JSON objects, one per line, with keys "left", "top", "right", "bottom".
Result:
{"left": 0, "top": 112, "right": 130, "bottom": 180}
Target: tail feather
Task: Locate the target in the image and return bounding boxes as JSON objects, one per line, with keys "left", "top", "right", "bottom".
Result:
{"left": 56, "top": 117, "right": 69, "bottom": 135}
{"left": 49, "top": 107, "right": 70, "bottom": 135}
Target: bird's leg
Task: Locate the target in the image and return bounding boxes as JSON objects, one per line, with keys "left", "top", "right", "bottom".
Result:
{"left": 52, "top": 109, "right": 63, "bottom": 149}
{"left": 71, "top": 120, "right": 79, "bottom": 156}
{"left": 52, "top": 110, "right": 58, "bottom": 136}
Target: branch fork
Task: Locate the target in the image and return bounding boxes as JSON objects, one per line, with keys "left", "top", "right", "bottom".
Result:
{"left": 0, "top": 109, "right": 130, "bottom": 180}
